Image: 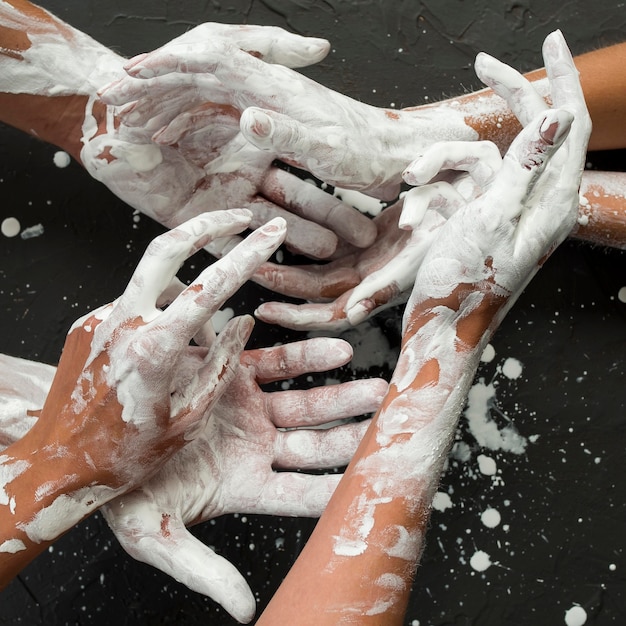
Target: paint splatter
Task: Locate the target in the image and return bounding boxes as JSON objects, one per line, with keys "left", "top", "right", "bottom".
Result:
{"left": 53, "top": 151, "right": 71, "bottom": 168}
{"left": 501, "top": 357, "right": 523, "bottom": 380}
{"left": 1, "top": 217, "right": 20, "bottom": 237}
{"left": 564, "top": 605, "right": 587, "bottom": 626}
{"left": 469, "top": 550, "right": 492, "bottom": 572}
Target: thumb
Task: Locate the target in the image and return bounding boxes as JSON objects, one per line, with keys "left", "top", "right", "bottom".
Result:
{"left": 106, "top": 505, "right": 257, "bottom": 623}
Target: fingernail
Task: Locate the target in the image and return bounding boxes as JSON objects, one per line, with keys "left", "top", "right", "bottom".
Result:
{"left": 346, "top": 299, "right": 374, "bottom": 326}
{"left": 246, "top": 109, "right": 273, "bottom": 138}
{"left": 261, "top": 216, "right": 287, "bottom": 234}
{"left": 236, "top": 314, "right": 255, "bottom": 344}
{"left": 540, "top": 109, "right": 573, "bottom": 145}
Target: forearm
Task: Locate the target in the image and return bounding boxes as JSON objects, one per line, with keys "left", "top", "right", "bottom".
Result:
{"left": 419, "top": 42, "right": 626, "bottom": 153}
{"left": 258, "top": 290, "right": 502, "bottom": 625}
{"left": 0, "top": 0, "right": 122, "bottom": 159}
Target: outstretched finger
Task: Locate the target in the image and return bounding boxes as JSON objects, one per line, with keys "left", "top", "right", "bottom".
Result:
{"left": 261, "top": 168, "right": 378, "bottom": 249}
{"left": 269, "top": 379, "right": 388, "bottom": 428}
{"left": 255, "top": 298, "right": 352, "bottom": 332}
{"left": 159, "top": 217, "right": 286, "bottom": 338}
{"left": 240, "top": 337, "right": 354, "bottom": 383}
{"left": 475, "top": 52, "right": 548, "bottom": 127}
{"left": 119, "top": 210, "right": 252, "bottom": 321}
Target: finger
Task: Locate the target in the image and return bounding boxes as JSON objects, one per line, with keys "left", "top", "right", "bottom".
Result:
{"left": 255, "top": 298, "right": 353, "bottom": 332}
{"left": 108, "top": 508, "right": 256, "bottom": 623}
{"left": 159, "top": 218, "right": 286, "bottom": 337}
{"left": 155, "top": 276, "right": 186, "bottom": 308}
{"left": 402, "top": 141, "right": 502, "bottom": 189}
{"left": 474, "top": 52, "right": 548, "bottom": 126}
{"left": 120, "top": 210, "right": 252, "bottom": 320}
{"left": 199, "top": 24, "right": 330, "bottom": 68}
{"left": 542, "top": 30, "right": 586, "bottom": 110}
{"left": 269, "top": 379, "right": 388, "bottom": 428}
{"left": 252, "top": 259, "right": 360, "bottom": 300}
{"left": 253, "top": 472, "right": 342, "bottom": 517}
{"left": 399, "top": 182, "right": 467, "bottom": 230}
{"left": 275, "top": 420, "right": 371, "bottom": 470}
{"left": 260, "top": 168, "right": 378, "bottom": 248}
{"left": 247, "top": 197, "right": 339, "bottom": 259}
{"left": 489, "top": 107, "right": 574, "bottom": 218}
{"left": 240, "top": 337, "right": 354, "bottom": 383}
{"left": 174, "top": 316, "right": 254, "bottom": 439}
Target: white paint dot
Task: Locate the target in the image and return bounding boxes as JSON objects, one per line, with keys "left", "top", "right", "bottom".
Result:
{"left": 477, "top": 454, "right": 497, "bottom": 476}
{"left": 480, "top": 507, "right": 501, "bottom": 528}
{"left": 617, "top": 286, "right": 626, "bottom": 303}
{"left": 609, "top": 563, "right": 616, "bottom": 571}
{"left": 502, "top": 357, "right": 523, "bottom": 379}
{"left": 480, "top": 344, "right": 496, "bottom": 363}
{"left": 470, "top": 550, "right": 492, "bottom": 572}
{"left": 432, "top": 492, "right": 453, "bottom": 512}
{"left": 1, "top": 217, "right": 20, "bottom": 237}
{"left": 53, "top": 150, "right": 71, "bottom": 168}
{"left": 564, "top": 605, "right": 587, "bottom": 626}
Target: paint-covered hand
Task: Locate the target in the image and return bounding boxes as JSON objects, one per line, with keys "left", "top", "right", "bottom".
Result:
{"left": 101, "top": 37, "right": 477, "bottom": 201}
{"left": 92, "top": 24, "right": 376, "bottom": 259}
{"left": 102, "top": 337, "right": 387, "bottom": 624}
{"left": 29, "top": 209, "right": 285, "bottom": 505}
{"left": 252, "top": 144, "right": 502, "bottom": 331}
{"left": 401, "top": 31, "right": 590, "bottom": 339}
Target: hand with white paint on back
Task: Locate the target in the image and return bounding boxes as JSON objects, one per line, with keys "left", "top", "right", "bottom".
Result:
{"left": 0, "top": 3, "right": 375, "bottom": 259}
{"left": 102, "top": 337, "right": 388, "bottom": 624}
{"left": 0, "top": 209, "right": 285, "bottom": 589}
{"left": 102, "top": 36, "right": 478, "bottom": 201}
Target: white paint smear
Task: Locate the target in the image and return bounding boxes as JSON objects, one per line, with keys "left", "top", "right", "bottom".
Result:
{"left": 564, "top": 605, "right": 587, "bottom": 626}
{"left": 333, "top": 187, "right": 385, "bottom": 216}
{"left": 463, "top": 380, "right": 527, "bottom": 454}
{"left": 1, "top": 217, "right": 20, "bottom": 237}
{"left": 470, "top": 550, "right": 492, "bottom": 572}
{"left": 480, "top": 344, "right": 496, "bottom": 363}
{"left": 432, "top": 492, "right": 453, "bottom": 512}
{"left": 501, "top": 357, "right": 523, "bottom": 380}
{"left": 477, "top": 454, "right": 497, "bottom": 476}
{"left": 53, "top": 151, "right": 71, "bottom": 168}
{"left": 480, "top": 507, "right": 501, "bottom": 528}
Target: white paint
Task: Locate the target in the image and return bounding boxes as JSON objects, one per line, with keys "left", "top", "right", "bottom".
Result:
{"left": 339, "top": 322, "right": 398, "bottom": 371}
{"left": 480, "top": 344, "right": 496, "bottom": 363}
{"left": 564, "top": 605, "right": 587, "bottom": 626}
{"left": 469, "top": 550, "right": 492, "bottom": 572}
{"left": 0, "top": 538, "right": 26, "bottom": 553}
{"left": 432, "top": 492, "right": 453, "bottom": 512}
{"left": 501, "top": 357, "right": 523, "bottom": 380}
{"left": 480, "top": 507, "right": 501, "bottom": 528}
{"left": 1, "top": 217, "right": 20, "bottom": 237}
{"left": 617, "top": 287, "right": 626, "bottom": 304}
{"left": 463, "top": 380, "right": 527, "bottom": 454}
{"left": 53, "top": 151, "right": 71, "bottom": 168}
{"left": 333, "top": 187, "right": 385, "bottom": 216}
{"left": 211, "top": 307, "right": 235, "bottom": 333}
{"left": 20, "top": 223, "right": 44, "bottom": 239}
{"left": 477, "top": 454, "right": 497, "bottom": 476}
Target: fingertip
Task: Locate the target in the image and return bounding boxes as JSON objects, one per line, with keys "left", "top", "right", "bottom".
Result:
{"left": 539, "top": 108, "right": 574, "bottom": 147}
{"left": 241, "top": 107, "right": 273, "bottom": 140}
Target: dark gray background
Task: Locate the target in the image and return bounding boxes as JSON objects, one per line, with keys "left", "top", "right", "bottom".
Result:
{"left": 1, "top": 1, "right": 624, "bottom": 624}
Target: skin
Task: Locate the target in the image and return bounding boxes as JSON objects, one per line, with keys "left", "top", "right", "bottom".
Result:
{"left": 0, "top": 341, "right": 388, "bottom": 624}
{"left": 103, "top": 28, "right": 626, "bottom": 331}
{"left": 0, "top": 209, "right": 287, "bottom": 590}
{"left": 255, "top": 31, "right": 591, "bottom": 625}
{"left": 0, "top": 1, "right": 376, "bottom": 259}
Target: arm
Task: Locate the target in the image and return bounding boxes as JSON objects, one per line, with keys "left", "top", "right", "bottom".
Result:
{"left": 0, "top": 209, "right": 286, "bottom": 588}
{"left": 256, "top": 31, "right": 590, "bottom": 625}
{"left": 0, "top": 1, "right": 375, "bottom": 258}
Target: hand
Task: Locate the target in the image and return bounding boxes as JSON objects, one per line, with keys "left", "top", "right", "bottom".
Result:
{"left": 0, "top": 210, "right": 285, "bottom": 559}
{"left": 92, "top": 24, "right": 377, "bottom": 259}
{"left": 100, "top": 37, "right": 478, "bottom": 201}
{"left": 252, "top": 142, "right": 503, "bottom": 331}
{"left": 102, "top": 337, "right": 388, "bottom": 623}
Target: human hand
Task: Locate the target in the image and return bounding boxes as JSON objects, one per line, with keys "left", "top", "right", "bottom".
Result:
{"left": 101, "top": 37, "right": 478, "bottom": 201}
{"left": 91, "top": 24, "right": 376, "bottom": 259}
{"left": 102, "top": 337, "right": 387, "bottom": 623}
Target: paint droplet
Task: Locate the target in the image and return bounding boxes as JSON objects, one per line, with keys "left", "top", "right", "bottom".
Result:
{"left": 53, "top": 150, "right": 71, "bottom": 168}
{"left": 480, "top": 343, "right": 496, "bottom": 363}
{"left": 470, "top": 550, "right": 492, "bottom": 572}
{"left": 564, "top": 605, "right": 587, "bottom": 626}
{"left": 502, "top": 357, "right": 523, "bottom": 379}
{"left": 480, "top": 507, "right": 501, "bottom": 528}
{"left": 618, "top": 287, "right": 626, "bottom": 303}
{"left": 432, "top": 492, "right": 453, "bottom": 512}
{"left": 477, "top": 454, "right": 497, "bottom": 476}
{"left": 609, "top": 563, "right": 616, "bottom": 571}
{"left": 1, "top": 217, "right": 20, "bottom": 237}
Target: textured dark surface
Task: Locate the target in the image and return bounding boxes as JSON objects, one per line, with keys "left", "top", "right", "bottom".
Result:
{"left": 1, "top": 1, "right": 625, "bottom": 625}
